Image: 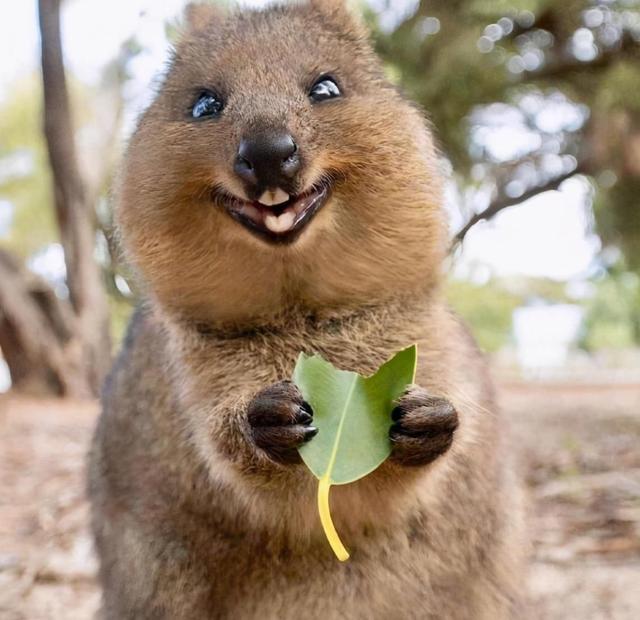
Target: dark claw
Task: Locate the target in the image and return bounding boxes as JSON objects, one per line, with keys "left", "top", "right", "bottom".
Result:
{"left": 389, "top": 387, "right": 458, "bottom": 467}
{"left": 391, "top": 406, "right": 405, "bottom": 422}
{"left": 303, "top": 426, "right": 319, "bottom": 442}
{"left": 297, "top": 408, "right": 313, "bottom": 425}
{"left": 247, "top": 381, "right": 314, "bottom": 464}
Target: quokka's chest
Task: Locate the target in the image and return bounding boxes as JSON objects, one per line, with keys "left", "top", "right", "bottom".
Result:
{"left": 198, "top": 309, "right": 425, "bottom": 383}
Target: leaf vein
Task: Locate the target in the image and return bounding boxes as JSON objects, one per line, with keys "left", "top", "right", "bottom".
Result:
{"left": 325, "top": 373, "right": 358, "bottom": 483}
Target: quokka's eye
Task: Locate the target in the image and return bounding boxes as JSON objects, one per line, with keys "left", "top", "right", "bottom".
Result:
{"left": 191, "top": 90, "right": 224, "bottom": 119}
{"left": 309, "top": 76, "right": 341, "bottom": 103}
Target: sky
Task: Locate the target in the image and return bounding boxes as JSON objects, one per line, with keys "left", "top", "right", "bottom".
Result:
{"left": 0, "top": 0, "right": 599, "bottom": 286}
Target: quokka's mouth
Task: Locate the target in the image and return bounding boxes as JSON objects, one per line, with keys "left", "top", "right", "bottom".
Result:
{"left": 214, "top": 183, "right": 331, "bottom": 244}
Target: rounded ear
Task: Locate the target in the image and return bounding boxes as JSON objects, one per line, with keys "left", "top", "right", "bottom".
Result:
{"left": 307, "top": 0, "right": 368, "bottom": 37}
{"left": 309, "top": 0, "right": 346, "bottom": 9}
{"left": 183, "top": 2, "right": 225, "bottom": 34}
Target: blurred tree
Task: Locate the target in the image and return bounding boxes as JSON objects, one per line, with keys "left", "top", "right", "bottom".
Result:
{"left": 0, "top": 0, "right": 113, "bottom": 397}
{"left": 371, "top": 0, "right": 640, "bottom": 266}
{"left": 2, "top": 0, "right": 638, "bottom": 393}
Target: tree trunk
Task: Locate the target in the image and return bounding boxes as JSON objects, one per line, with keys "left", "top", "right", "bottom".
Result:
{"left": 36, "top": 0, "right": 111, "bottom": 396}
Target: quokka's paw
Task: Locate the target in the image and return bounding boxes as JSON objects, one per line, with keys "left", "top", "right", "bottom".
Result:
{"left": 247, "top": 381, "right": 317, "bottom": 464}
{"left": 389, "top": 386, "right": 459, "bottom": 467}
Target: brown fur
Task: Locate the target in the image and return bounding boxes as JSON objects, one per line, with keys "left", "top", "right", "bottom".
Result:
{"left": 89, "top": 1, "right": 526, "bottom": 618}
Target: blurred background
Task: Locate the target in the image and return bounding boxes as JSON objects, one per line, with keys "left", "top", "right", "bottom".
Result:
{"left": 0, "top": 1, "right": 638, "bottom": 618}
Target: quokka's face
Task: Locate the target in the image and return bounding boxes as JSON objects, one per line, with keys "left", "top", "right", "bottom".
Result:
{"left": 123, "top": 1, "right": 433, "bottom": 247}
{"left": 118, "top": 1, "right": 444, "bottom": 322}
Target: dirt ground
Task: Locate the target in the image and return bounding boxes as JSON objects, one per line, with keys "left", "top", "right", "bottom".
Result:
{"left": 0, "top": 382, "right": 639, "bottom": 619}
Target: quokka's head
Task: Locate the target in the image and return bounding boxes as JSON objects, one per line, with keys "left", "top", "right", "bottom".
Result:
{"left": 118, "top": 0, "right": 447, "bottom": 325}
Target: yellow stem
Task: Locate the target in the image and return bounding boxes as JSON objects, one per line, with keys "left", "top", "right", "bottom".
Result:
{"left": 318, "top": 476, "right": 349, "bottom": 561}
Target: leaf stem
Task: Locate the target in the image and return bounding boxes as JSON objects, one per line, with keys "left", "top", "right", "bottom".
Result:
{"left": 318, "top": 476, "right": 349, "bottom": 561}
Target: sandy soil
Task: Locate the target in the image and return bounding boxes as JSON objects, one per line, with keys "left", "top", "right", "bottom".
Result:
{"left": 0, "top": 382, "right": 639, "bottom": 619}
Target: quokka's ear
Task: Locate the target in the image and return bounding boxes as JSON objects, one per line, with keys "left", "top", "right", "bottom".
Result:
{"left": 182, "top": 2, "right": 225, "bottom": 35}
{"left": 309, "top": 0, "right": 346, "bottom": 9}
{"left": 307, "top": 0, "right": 369, "bottom": 38}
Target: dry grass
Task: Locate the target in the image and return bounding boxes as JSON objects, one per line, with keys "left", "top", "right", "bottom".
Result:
{"left": 0, "top": 382, "right": 638, "bottom": 619}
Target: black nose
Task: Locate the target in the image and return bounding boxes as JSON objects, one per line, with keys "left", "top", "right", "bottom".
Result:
{"left": 234, "top": 132, "right": 300, "bottom": 194}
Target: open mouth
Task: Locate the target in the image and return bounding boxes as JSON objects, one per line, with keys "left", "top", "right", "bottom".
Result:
{"left": 214, "top": 183, "right": 331, "bottom": 244}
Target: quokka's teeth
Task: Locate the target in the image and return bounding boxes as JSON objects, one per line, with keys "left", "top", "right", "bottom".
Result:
{"left": 258, "top": 188, "right": 290, "bottom": 207}
{"left": 264, "top": 210, "right": 295, "bottom": 234}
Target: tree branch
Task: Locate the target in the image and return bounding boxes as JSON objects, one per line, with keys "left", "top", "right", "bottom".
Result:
{"left": 452, "top": 168, "right": 585, "bottom": 247}
{"left": 526, "top": 37, "right": 639, "bottom": 82}
{"left": 0, "top": 249, "right": 83, "bottom": 395}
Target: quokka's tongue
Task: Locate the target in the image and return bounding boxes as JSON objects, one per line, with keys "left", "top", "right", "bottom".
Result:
{"left": 264, "top": 209, "right": 296, "bottom": 233}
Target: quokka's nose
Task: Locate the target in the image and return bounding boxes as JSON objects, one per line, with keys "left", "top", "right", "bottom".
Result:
{"left": 234, "top": 132, "right": 300, "bottom": 195}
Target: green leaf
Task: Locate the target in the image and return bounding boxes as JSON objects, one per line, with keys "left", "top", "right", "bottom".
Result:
{"left": 293, "top": 345, "right": 417, "bottom": 561}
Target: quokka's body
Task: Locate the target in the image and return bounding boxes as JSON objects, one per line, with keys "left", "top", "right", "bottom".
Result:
{"left": 89, "top": 2, "right": 526, "bottom": 618}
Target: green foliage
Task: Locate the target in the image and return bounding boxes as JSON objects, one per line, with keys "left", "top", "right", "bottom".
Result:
{"left": 447, "top": 271, "right": 640, "bottom": 354}
{"left": 373, "top": 0, "right": 640, "bottom": 355}
{"left": 373, "top": 0, "right": 640, "bottom": 278}
{"left": 374, "top": 8, "right": 508, "bottom": 168}
{"left": 0, "top": 72, "right": 104, "bottom": 258}
{"left": 469, "top": 0, "right": 547, "bottom": 19}
{"left": 594, "top": 176, "right": 640, "bottom": 271}
{"left": 446, "top": 278, "right": 522, "bottom": 352}
{"left": 582, "top": 268, "right": 640, "bottom": 350}
{"left": 597, "top": 63, "right": 640, "bottom": 115}
{"left": 0, "top": 75, "right": 56, "bottom": 256}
